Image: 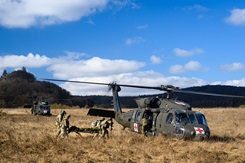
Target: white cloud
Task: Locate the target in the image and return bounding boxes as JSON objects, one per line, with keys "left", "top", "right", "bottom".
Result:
{"left": 125, "top": 37, "right": 145, "bottom": 45}
{"left": 85, "top": 18, "right": 95, "bottom": 25}
{"left": 169, "top": 61, "right": 207, "bottom": 74}
{"left": 136, "top": 24, "right": 148, "bottom": 30}
{"left": 109, "top": 0, "right": 140, "bottom": 10}
{"left": 0, "top": 53, "right": 50, "bottom": 68}
{"left": 0, "top": 0, "right": 109, "bottom": 28}
{"left": 223, "top": 79, "right": 245, "bottom": 86}
{"left": 60, "top": 71, "right": 209, "bottom": 95}
{"left": 1, "top": 52, "right": 244, "bottom": 96}
{"left": 181, "top": 4, "right": 208, "bottom": 12}
{"left": 211, "top": 79, "right": 245, "bottom": 87}
{"left": 0, "top": 52, "right": 210, "bottom": 95}
{"left": 47, "top": 57, "right": 145, "bottom": 79}
{"left": 64, "top": 51, "right": 88, "bottom": 59}
{"left": 150, "top": 55, "right": 162, "bottom": 64}
{"left": 225, "top": 8, "right": 245, "bottom": 26}
{"left": 220, "top": 62, "right": 245, "bottom": 71}
{"left": 61, "top": 76, "right": 245, "bottom": 95}
{"left": 0, "top": 0, "right": 139, "bottom": 28}
{"left": 169, "top": 65, "right": 185, "bottom": 74}
{"left": 174, "top": 48, "right": 204, "bottom": 57}
{"left": 0, "top": 53, "right": 145, "bottom": 78}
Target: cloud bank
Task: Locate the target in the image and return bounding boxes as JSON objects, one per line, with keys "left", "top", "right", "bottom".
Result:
{"left": 169, "top": 61, "right": 207, "bottom": 74}
{"left": 174, "top": 48, "right": 204, "bottom": 57}
{"left": 0, "top": 53, "right": 207, "bottom": 95}
{"left": 150, "top": 55, "right": 162, "bottom": 64}
{"left": 47, "top": 57, "right": 145, "bottom": 79}
{"left": 220, "top": 62, "right": 245, "bottom": 71}
{"left": 0, "top": 0, "right": 108, "bottom": 28}
{"left": 0, "top": 53, "right": 244, "bottom": 95}
{"left": 0, "top": 0, "right": 139, "bottom": 28}
{"left": 125, "top": 37, "right": 145, "bottom": 45}
{"left": 0, "top": 53, "right": 50, "bottom": 68}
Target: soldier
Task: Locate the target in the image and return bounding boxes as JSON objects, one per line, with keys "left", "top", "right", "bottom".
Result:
{"left": 141, "top": 114, "right": 149, "bottom": 136}
{"left": 91, "top": 117, "right": 105, "bottom": 129}
{"left": 59, "top": 114, "right": 71, "bottom": 138}
{"left": 92, "top": 117, "right": 113, "bottom": 138}
{"left": 99, "top": 118, "right": 113, "bottom": 138}
{"left": 91, "top": 117, "right": 104, "bottom": 138}
{"left": 55, "top": 110, "right": 66, "bottom": 138}
{"left": 109, "top": 117, "right": 114, "bottom": 131}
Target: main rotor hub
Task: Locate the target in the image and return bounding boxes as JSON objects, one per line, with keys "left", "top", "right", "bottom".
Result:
{"left": 160, "top": 85, "right": 180, "bottom": 91}
{"left": 108, "top": 83, "right": 121, "bottom": 92}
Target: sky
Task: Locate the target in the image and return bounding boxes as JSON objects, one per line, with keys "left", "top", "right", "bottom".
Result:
{"left": 0, "top": 0, "right": 245, "bottom": 96}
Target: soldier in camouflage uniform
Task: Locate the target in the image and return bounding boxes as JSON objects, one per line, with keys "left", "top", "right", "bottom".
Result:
{"left": 92, "top": 117, "right": 113, "bottom": 138}
{"left": 59, "top": 114, "right": 71, "bottom": 138}
{"left": 100, "top": 118, "right": 113, "bottom": 138}
{"left": 141, "top": 114, "right": 149, "bottom": 136}
{"left": 55, "top": 110, "right": 66, "bottom": 138}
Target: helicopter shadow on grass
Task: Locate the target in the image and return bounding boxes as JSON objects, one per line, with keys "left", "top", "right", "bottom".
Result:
{"left": 207, "top": 135, "right": 236, "bottom": 142}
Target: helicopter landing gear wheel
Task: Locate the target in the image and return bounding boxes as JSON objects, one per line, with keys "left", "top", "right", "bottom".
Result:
{"left": 175, "top": 132, "right": 185, "bottom": 139}
{"left": 32, "top": 109, "right": 36, "bottom": 115}
{"left": 174, "top": 126, "right": 185, "bottom": 139}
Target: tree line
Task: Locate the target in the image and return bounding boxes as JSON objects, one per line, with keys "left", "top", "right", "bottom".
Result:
{"left": 0, "top": 68, "right": 93, "bottom": 108}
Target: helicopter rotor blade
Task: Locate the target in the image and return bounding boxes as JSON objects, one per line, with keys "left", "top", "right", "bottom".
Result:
{"left": 42, "top": 78, "right": 245, "bottom": 98}
{"left": 41, "top": 78, "right": 162, "bottom": 90}
{"left": 173, "top": 90, "right": 245, "bottom": 98}
{"left": 42, "top": 78, "right": 110, "bottom": 86}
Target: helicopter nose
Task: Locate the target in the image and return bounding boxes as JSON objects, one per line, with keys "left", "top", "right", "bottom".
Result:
{"left": 193, "top": 131, "right": 209, "bottom": 141}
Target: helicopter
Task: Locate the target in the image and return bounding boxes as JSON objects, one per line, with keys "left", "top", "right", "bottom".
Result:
{"left": 31, "top": 95, "right": 51, "bottom": 116}
{"left": 43, "top": 78, "right": 245, "bottom": 140}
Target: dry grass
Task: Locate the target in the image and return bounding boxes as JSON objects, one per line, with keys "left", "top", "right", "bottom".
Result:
{"left": 0, "top": 108, "right": 244, "bottom": 163}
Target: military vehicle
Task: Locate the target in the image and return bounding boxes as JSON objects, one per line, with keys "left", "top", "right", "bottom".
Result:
{"left": 31, "top": 96, "right": 51, "bottom": 116}
{"left": 43, "top": 79, "right": 245, "bottom": 140}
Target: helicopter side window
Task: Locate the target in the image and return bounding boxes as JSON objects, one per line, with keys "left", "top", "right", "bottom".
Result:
{"left": 166, "top": 113, "right": 173, "bottom": 124}
{"left": 175, "top": 113, "right": 189, "bottom": 124}
{"left": 188, "top": 113, "right": 197, "bottom": 124}
{"left": 132, "top": 110, "right": 137, "bottom": 122}
{"left": 195, "top": 113, "right": 208, "bottom": 126}
{"left": 136, "top": 111, "right": 141, "bottom": 123}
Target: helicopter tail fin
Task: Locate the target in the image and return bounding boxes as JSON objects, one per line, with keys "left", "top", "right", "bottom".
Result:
{"left": 110, "top": 84, "right": 122, "bottom": 113}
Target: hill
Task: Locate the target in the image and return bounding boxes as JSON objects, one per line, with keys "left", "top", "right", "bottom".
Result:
{"left": 177, "top": 85, "right": 245, "bottom": 108}
{"left": 0, "top": 68, "right": 245, "bottom": 108}
{"left": 0, "top": 68, "right": 93, "bottom": 108}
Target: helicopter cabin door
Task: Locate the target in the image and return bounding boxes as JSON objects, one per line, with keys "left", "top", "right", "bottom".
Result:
{"left": 130, "top": 110, "right": 143, "bottom": 133}
{"left": 161, "top": 112, "right": 175, "bottom": 135}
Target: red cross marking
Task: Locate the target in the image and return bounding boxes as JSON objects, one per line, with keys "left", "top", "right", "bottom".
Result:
{"left": 134, "top": 123, "right": 138, "bottom": 132}
{"left": 195, "top": 127, "right": 204, "bottom": 134}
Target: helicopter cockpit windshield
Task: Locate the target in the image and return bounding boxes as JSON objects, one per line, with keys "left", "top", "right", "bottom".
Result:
{"left": 175, "top": 112, "right": 208, "bottom": 126}
{"left": 195, "top": 112, "right": 208, "bottom": 126}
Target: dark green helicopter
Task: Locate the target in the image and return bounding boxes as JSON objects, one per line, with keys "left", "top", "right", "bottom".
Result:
{"left": 43, "top": 79, "right": 245, "bottom": 140}
{"left": 31, "top": 95, "right": 51, "bottom": 116}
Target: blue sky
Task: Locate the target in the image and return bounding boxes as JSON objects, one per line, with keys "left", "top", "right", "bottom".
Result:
{"left": 0, "top": 0, "right": 245, "bottom": 96}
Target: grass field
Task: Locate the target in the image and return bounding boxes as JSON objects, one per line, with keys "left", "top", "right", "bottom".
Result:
{"left": 0, "top": 108, "right": 244, "bottom": 163}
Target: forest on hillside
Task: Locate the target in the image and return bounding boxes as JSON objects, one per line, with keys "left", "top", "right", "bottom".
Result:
{"left": 0, "top": 68, "right": 93, "bottom": 108}
{"left": 0, "top": 68, "right": 245, "bottom": 108}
